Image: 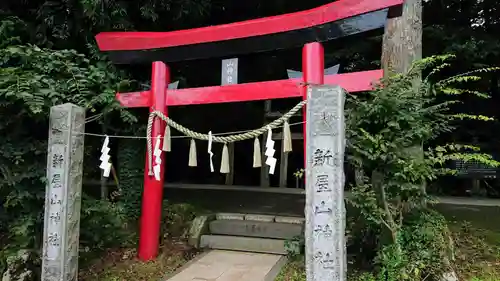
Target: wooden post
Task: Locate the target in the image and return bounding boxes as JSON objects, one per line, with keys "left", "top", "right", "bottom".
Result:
{"left": 222, "top": 58, "right": 238, "bottom": 185}
{"left": 261, "top": 101, "right": 271, "bottom": 187}
{"left": 42, "top": 103, "right": 85, "bottom": 281}
{"left": 305, "top": 85, "right": 346, "bottom": 281}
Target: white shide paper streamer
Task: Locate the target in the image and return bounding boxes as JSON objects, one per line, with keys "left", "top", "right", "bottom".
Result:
{"left": 99, "top": 136, "right": 112, "bottom": 177}
{"left": 153, "top": 135, "right": 162, "bottom": 181}
{"left": 265, "top": 126, "right": 277, "bottom": 174}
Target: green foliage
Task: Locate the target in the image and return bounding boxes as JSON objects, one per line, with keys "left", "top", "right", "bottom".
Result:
{"left": 0, "top": 44, "right": 136, "bottom": 120}
{"left": 275, "top": 256, "right": 306, "bottom": 281}
{"left": 1, "top": 0, "right": 500, "bottom": 278}
{"left": 0, "top": 17, "right": 26, "bottom": 48}
{"left": 79, "top": 196, "right": 135, "bottom": 251}
{"left": 347, "top": 55, "right": 500, "bottom": 279}
{"left": 293, "top": 168, "right": 305, "bottom": 179}
{"left": 374, "top": 210, "right": 450, "bottom": 281}
{"left": 162, "top": 202, "right": 200, "bottom": 238}
{"left": 2, "top": 0, "right": 212, "bottom": 54}
{"left": 284, "top": 235, "right": 305, "bottom": 257}
{"left": 116, "top": 138, "right": 147, "bottom": 220}
{"left": 0, "top": 20, "right": 138, "bottom": 270}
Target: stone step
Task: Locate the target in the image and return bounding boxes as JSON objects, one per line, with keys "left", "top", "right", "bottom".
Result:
{"left": 200, "top": 235, "right": 287, "bottom": 255}
{"left": 209, "top": 219, "right": 303, "bottom": 239}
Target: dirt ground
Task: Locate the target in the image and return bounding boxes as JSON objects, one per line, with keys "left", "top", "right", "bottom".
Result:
{"left": 79, "top": 239, "right": 198, "bottom": 281}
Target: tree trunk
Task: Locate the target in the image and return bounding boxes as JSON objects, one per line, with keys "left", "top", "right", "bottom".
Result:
{"left": 381, "top": 0, "right": 426, "bottom": 201}
{"left": 377, "top": 0, "right": 423, "bottom": 248}
{"left": 381, "top": 1, "right": 422, "bottom": 76}
{"left": 381, "top": 3, "right": 457, "bottom": 279}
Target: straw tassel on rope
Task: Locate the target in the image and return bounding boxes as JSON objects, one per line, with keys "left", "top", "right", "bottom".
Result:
{"left": 162, "top": 124, "right": 171, "bottom": 152}
{"left": 188, "top": 139, "right": 197, "bottom": 167}
{"left": 147, "top": 114, "right": 154, "bottom": 176}
{"left": 253, "top": 137, "right": 262, "bottom": 168}
{"left": 283, "top": 120, "right": 292, "bottom": 153}
{"left": 146, "top": 100, "right": 307, "bottom": 177}
{"left": 220, "top": 143, "right": 230, "bottom": 174}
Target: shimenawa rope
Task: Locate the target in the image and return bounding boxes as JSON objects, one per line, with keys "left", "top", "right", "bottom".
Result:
{"left": 146, "top": 100, "right": 307, "bottom": 175}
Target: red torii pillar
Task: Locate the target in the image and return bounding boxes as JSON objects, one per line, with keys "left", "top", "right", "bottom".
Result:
{"left": 138, "top": 62, "right": 169, "bottom": 260}
{"left": 116, "top": 48, "right": 384, "bottom": 261}
{"left": 302, "top": 43, "right": 325, "bottom": 168}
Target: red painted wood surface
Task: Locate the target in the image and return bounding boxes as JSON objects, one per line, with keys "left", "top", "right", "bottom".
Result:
{"left": 302, "top": 43, "right": 325, "bottom": 174}
{"left": 138, "top": 62, "right": 169, "bottom": 261}
{"left": 116, "top": 70, "right": 382, "bottom": 108}
{"left": 95, "top": 0, "right": 403, "bottom": 51}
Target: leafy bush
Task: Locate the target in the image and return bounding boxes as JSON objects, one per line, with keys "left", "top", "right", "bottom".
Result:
{"left": 347, "top": 55, "right": 500, "bottom": 279}
{"left": 374, "top": 210, "right": 450, "bottom": 281}
{"left": 162, "top": 202, "right": 200, "bottom": 238}
{"left": 284, "top": 235, "right": 305, "bottom": 257}
{"left": 0, "top": 28, "right": 138, "bottom": 271}
{"left": 79, "top": 196, "right": 135, "bottom": 251}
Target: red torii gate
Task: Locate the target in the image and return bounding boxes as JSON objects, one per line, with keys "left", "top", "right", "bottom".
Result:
{"left": 95, "top": 0, "right": 403, "bottom": 261}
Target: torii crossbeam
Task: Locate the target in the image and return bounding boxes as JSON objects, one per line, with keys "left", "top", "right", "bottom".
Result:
{"left": 95, "top": 0, "right": 403, "bottom": 261}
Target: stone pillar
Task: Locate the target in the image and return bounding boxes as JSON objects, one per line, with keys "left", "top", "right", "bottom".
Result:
{"left": 305, "top": 85, "right": 346, "bottom": 281}
{"left": 41, "top": 103, "right": 85, "bottom": 281}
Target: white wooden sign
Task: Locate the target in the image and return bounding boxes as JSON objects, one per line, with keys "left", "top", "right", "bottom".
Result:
{"left": 42, "top": 103, "right": 85, "bottom": 281}
{"left": 305, "top": 85, "right": 347, "bottom": 281}
{"left": 221, "top": 58, "right": 238, "bottom": 85}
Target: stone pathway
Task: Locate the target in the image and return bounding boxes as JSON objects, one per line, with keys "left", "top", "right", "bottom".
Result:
{"left": 166, "top": 250, "right": 285, "bottom": 281}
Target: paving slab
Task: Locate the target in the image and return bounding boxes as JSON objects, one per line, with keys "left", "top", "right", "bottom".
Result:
{"left": 166, "top": 250, "right": 285, "bottom": 281}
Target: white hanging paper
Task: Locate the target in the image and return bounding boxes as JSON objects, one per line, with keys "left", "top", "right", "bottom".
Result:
{"left": 208, "top": 131, "right": 214, "bottom": 172}
{"left": 99, "top": 136, "right": 112, "bottom": 177}
{"left": 265, "top": 126, "right": 277, "bottom": 174}
{"left": 153, "top": 135, "right": 162, "bottom": 181}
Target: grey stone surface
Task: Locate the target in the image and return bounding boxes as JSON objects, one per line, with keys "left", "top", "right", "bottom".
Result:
{"left": 166, "top": 250, "right": 282, "bottom": 281}
{"left": 216, "top": 212, "right": 245, "bottom": 220}
{"left": 209, "top": 220, "right": 303, "bottom": 239}
{"left": 264, "top": 256, "right": 288, "bottom": 281}
{"left": 42, "top": 103, "right": 85, "bottom": 281}
{"left": 244, "top": 214, "right": 275, "bottom": 222}
{"left": 275, "top": 216, "right": 305, "bottom": 225}
{"left": 200, "top": 235, "right": 287, "bottom": 255}
{"left": 305, "top": 85, "right": 346, "bottom": 281}
{"left": 187, "top": 215, "right": 214, "bottom": 248}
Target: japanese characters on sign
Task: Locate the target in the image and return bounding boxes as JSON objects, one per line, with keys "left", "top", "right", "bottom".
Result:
{"left": 42, "top": 103, "right": 85, "bottom": 281}
{"left": 221, "top": 58, "right": 238, "bottom": 85}
{"left": 305, "top": 85, "right": 346, "bottom": 281}
{"left": 46, "top": 144, "right": 65, "bottom": 261}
